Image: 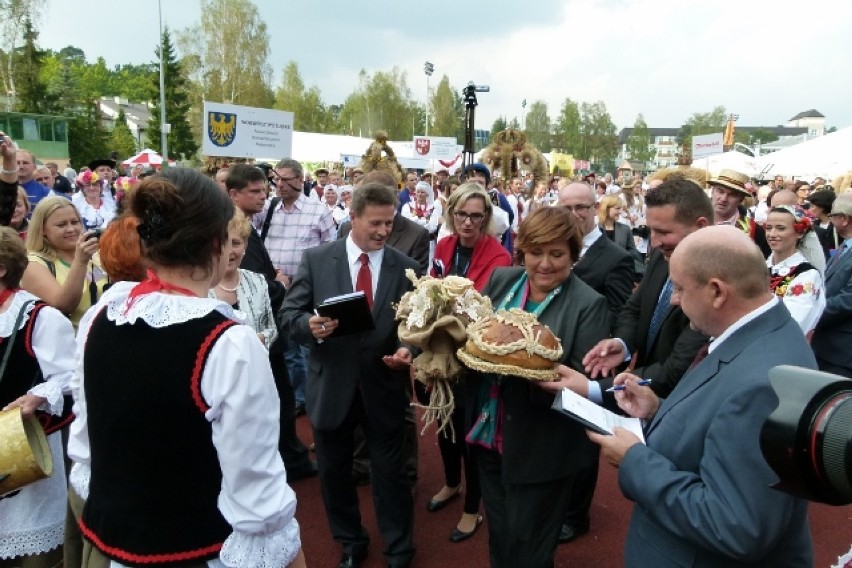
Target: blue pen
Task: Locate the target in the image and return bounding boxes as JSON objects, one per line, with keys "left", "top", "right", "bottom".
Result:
{"left": 606, "top": 379, "right": 652, "bottom": 392}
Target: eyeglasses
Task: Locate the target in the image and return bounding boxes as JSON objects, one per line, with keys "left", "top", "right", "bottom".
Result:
{"left": 827, "top": 213, "right": 848, "bottom": 219}
{"left": 563, "top": 204, "right": 593, "bottom": 213}
{"left": 453, "top": 211, "right": 486, "bottom": 224}
{"left": 273, "top": 173, "right": 301, "bottom": 184}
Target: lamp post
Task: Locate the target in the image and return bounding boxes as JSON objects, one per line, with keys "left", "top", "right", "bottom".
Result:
{"left": 424, "top": 61, "right": 434, "bottom": 136}
{"left": 158, "top": 0, "right": 169, "bottom": 167}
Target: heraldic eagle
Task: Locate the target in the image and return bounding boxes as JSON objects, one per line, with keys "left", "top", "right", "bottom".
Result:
{"left": 209, "top": 112, "right": 236, "bottom": 146}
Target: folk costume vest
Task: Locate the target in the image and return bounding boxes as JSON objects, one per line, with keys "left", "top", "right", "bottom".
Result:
{"left": 79, "top": 308, "right": 236, "bottom": 566}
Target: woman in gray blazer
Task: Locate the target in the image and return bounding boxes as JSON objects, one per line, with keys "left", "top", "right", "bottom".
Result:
{"left": 464, "top": 206, "right": 611, "bottom": 568}
{"left": 599, "top": 194, "right": 645, "bottom": 279}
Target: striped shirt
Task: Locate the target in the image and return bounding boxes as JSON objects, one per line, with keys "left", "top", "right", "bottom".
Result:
{"left": 254, "top": 194, "right": 335, "bottom": 276}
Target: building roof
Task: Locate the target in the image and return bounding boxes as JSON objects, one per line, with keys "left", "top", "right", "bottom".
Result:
{"left": 788, "top": 109, "right": 825, "bottom": 121}
{"left": 98, "top": 97, "right": 152, "bottom": 129}
{"left": 618, "top": 126, "right": 808, "bottom": 144}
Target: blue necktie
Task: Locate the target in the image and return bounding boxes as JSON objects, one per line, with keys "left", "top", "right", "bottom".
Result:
{"left": 647, "top": 278, "right": 673, "bottom": 350}
{"left": 828, "top": 241, "right": 850, "bottom": 270}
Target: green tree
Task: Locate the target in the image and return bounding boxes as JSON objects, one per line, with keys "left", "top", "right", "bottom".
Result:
{"left": 178, "top": 0, "right": 272, "bottom": 107}
{"left": 68, "top": 101, "right": 108, "bottom": 169}
{"left": 273, "top": 61, "right": 330, "bottom": 132}
{"left": 490, "top": 116, "right": 508, "bottom": 142}
{"left": 429, "top": 75, "right": 463, "bottom": 142}
{"left": 77, "top": 56, "right": 117, "bottom": 101}
{"left": 626, "top": 113, "right": 655, "bottom": 165}
{"left": 338, "top": 67, "right": 421, "bottom": 140}
{"left": 677, "top": 105, "right": 727, "bottom": 154}
{"left": 146, "top": 27, "right": 198, "bottom": 161}
{"left": 12, "top": 17, "right": 55, "bottom": 113}
{"left": 524, "top": 100, "right": 551, "bottom": 152}
{"left": 0, "top": 0, "right": 47, "bottom": 108}
{"left": 108, "top": 108, "right": 138, "bottom": 159}
{"left": 553, "top": 98, "right": 582, "bottom": 155}
{"left": 579, "top": 101, "right": 618, "bottom": 170}
{"left": 116, "top": 63, "right": 157, "bottom": 102}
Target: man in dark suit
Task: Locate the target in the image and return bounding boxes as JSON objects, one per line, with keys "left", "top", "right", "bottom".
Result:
{"left": 338, "top": 171, "right": 430, "bottom": 486}
{"left": 812, "top": 192, "right": 852, "bottom": 378}
{"left": 225, "top": 164, "right": 317, "bottom": 481}
{"left": 560, "top": 181, "right": 634, "bottom": 322}
{"left": 281, "top": 182, "right": 418, "bottom": 568}
{"left": 553, "top": 181, "right": 633, "bottom": 543}
{"left": 582, "top": 178, "right": 711, "bottom": 399}
{"left": 588, "top": 226, "right": 815, "bottom": 567}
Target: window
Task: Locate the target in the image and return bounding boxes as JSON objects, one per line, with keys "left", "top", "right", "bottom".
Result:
{"left": 40, "top": 121, "right": 53, "bottom": 141}
{"left": 53, "top": 122, "right": 67, "bottom": 142}
{"left": 22, "top": 118, "right": 38, "bottom": 140}
{"left": 8, "top": 117, "right": 23, "bottom": 140}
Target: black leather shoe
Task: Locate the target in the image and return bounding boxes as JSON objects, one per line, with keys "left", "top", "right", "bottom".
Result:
{"left": 287, "top": 461, "right": 318, "bottom": 482}
{"left": 426, "top": 485, "right": 461, "bottom": 512}
{"left": 450, "top": 514, "right": 483, "bottom": 543}
{"left": 338, "top": 550, "right": 367, "bottom": 568}
{"left": 557, "top": 522, "right": 590, "bottom": 544}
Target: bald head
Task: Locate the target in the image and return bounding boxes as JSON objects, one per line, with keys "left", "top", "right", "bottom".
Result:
{"left": 770, "top": 190, "right": 798, "bottom": 207}
{"left": 558, "top": 182, "right": 597, "bottom": 234}
{"left": 674, "top": 226, "right": 767, "bottom": 298}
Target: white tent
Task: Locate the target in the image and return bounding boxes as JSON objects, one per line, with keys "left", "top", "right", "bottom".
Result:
{"left": 755, "top": 126, "right": 852, "bottom": 180}
{"left": 693, "top": 150, "right": 760, "bottom": 178}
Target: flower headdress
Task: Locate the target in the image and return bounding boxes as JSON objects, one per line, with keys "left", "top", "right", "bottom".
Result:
{"left": 76, "top": 170, "right": 100, "bottom": 186}
{"left": 771, "top": 205, "right": 813, "bottom": 235}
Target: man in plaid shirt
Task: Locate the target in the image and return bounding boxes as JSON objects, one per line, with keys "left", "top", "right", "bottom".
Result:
{"left": 257, "top": 158, "right": 335, "bottom": 414}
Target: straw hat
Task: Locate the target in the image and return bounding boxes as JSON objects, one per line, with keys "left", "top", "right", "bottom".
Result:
{"left": 707, "top": 169, "right": 751, "bottom": 196}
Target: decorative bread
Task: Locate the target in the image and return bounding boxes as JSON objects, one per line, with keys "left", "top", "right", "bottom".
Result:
{"left": 457, "top": 309, "right": 563, "bottom": 381}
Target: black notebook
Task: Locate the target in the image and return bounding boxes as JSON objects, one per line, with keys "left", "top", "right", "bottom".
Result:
{"left": 315, "top": 291, "right": 375, "bottom": 338}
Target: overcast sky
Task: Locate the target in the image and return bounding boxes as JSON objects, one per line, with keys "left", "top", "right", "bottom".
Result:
{"left": 38, "top": 0, "right": 852, "bottom": 133}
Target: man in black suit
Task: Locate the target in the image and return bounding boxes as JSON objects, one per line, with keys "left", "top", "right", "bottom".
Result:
{"left": 581, "top": 178, "right": 711, "bottom": 400}
{"left": 338, "top": 171, "right": 430, "bottom": 485}
{"left": 560, "top": 181, "right": 634, "bottom": 322}
{"left": 281, "top": 182, "right": 418, "bottom": 568}
{"left": 553, "top": 181, "right": 633, "bottom": 544}
{"left": 812, "top": 192, "right": 852, "bottom": 378}
{"left": 225, "top": 164, "right": 316, "bottom": 481}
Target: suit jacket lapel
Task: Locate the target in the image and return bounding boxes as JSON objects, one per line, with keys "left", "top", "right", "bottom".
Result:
{"left": 372, "top": 247, "right": 397, "bottom": 316}
{"left": 331, "top": 240, "right": 354, "bottom": 296}
{"left": 386, "top": 215, "right": 405, "bottom": 249}
{"left": 645, "top": 303, "right": 788, "bottom": 437}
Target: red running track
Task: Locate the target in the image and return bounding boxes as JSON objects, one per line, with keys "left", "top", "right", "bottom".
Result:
{"left": 293, "top": 413, "right": 852, "bottom": 567}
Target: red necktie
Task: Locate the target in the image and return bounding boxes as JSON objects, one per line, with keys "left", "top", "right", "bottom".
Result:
{"left": 688, "top": 342, "right": 710, "bottom": 371}
{"left": 356, "top": 253, "right": 373, "bottom": 309}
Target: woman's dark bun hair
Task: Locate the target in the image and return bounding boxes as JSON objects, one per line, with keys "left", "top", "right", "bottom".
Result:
{"left": 131, "top": 168, "right": 234, "bottom": 273}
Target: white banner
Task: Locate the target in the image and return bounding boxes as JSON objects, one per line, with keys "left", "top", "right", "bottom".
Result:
{"left": 412, "top": 136, "right": 458, "bottom": 159}
{"left": 692, "top": 132, "right": 724, "bottom": 160}
{"left": 203, "top": 101, "right": 294, "bottom": 159}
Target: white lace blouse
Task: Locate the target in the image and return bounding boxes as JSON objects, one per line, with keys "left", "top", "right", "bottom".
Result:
{"left": 208, "top": 269, "right": 277, "bottom": 348}
{"left": 767, "top": 251, "right": 826, "bottom": 335}
{"left": 67, "top": 282, "right": 300, "bottom": 568}
{"left": 0, "top": 291, "right": 75, "bottom": 560}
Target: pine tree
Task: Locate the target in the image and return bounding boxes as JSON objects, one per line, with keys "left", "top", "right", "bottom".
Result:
{"left": 109, "top": 108, "right": 138, "bottom": 160}
{"left": 146, "top": 27, "right": 198, "bottom": 161}
{"left": 68, "top": 101, "right": 108, "bottom": 169}
{"left": 13, "top": 17, "right": 55, "bottom": 113}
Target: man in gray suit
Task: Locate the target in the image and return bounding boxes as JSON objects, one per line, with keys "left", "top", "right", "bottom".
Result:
{"left": 812, "top": 192, "right": 852, "bottom": 378}
{"left": 588, "top": 226, "right": 815, "bottom": 567}
{"left": 281, "top": 183, "right": 418, "bottom": 568}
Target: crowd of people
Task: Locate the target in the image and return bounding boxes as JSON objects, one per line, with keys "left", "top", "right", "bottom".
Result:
{"left": 0, "top": 125, "right": 851, "bottom": 568}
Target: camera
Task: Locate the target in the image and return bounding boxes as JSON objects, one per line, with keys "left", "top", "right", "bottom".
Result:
{"left": 88, "top": 229, "right": 103, "bottom": 240}
{"left": 760, "top": 365, "right": 852, "bottom": 505}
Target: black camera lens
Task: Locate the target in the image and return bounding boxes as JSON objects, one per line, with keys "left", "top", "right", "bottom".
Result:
{"left": 760, "top": 365, "right": 852, "bottom": 505}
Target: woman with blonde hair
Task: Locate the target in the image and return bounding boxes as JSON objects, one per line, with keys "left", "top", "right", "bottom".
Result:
{"left": 431, "top": 182, "right": 511, "bottom": 290}
{"left": 21, "top": 196, "right": 105, "bottom": 327}
{"left": 10, "top": 186, "right": 30, "bottom": 239}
